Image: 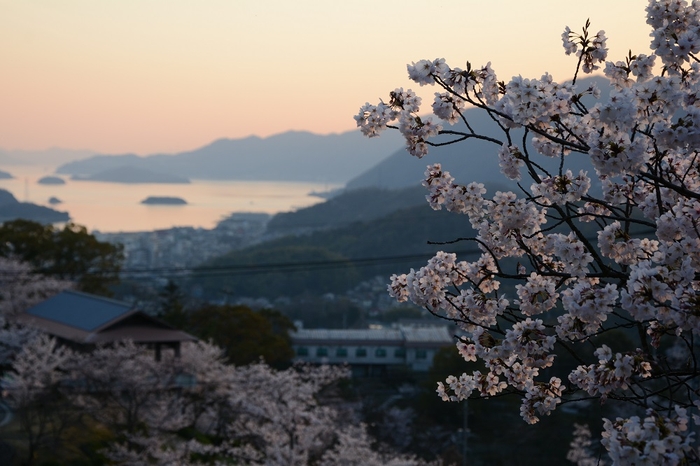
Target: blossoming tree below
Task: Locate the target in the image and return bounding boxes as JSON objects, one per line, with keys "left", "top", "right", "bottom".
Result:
{"left": 355, "top": 1, "right": 700, "bottom": 464}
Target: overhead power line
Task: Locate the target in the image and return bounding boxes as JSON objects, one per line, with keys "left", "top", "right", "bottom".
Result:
{"left": 114, "top": 227, "right": 658, "bottom": 278}
{"left": 116, "top": 248, "right": 484, "bottom": 278}
{"left": 0, "top": 228, "right": 658, "bottom": 280}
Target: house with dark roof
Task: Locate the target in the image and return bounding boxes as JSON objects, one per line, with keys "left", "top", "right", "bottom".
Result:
{"left": 16, "top": 290, "right": 196, "bottom": 359}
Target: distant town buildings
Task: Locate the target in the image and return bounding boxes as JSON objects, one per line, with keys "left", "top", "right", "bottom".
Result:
{"left": 95, "top": 212, "right": 270, "bottom": 271}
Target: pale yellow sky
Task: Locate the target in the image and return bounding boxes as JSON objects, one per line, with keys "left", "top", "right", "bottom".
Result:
{"left": 1, "top": 0, "right": 651, "bottom": 154}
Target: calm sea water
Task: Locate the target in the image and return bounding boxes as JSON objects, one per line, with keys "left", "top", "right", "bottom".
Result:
{"left": 0, "top": 166, "right": 334, "bottom": 233}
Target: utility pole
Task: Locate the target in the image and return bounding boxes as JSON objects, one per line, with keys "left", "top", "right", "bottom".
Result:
{"left": 462, "top": 399, "right": 468, "bottom": 466}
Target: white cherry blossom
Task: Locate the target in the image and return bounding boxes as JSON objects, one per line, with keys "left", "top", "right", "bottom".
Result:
{"left": 359, "top": 1, "right": 700, "bottom": 463}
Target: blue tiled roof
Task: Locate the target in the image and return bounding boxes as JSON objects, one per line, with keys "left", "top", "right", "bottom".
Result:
{"left": 25, "top": 290, "right": 133, "bottom": 331}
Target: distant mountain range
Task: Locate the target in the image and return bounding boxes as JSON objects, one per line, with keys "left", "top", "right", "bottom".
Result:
{"left": 55, "top": 130, "right": 404, "bottom": 184}
{"left": 0, "top": 148, "right": 96, "bottom": 167}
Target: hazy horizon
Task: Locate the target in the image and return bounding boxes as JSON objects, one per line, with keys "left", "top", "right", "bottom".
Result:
{"left": 2, "top": 1, "right": 652, "bottom": 155}
{"left": 0, "top": 165, "right": 333, "bottom": 232}
{"left": 0, "top": 127, "right": 392, "bottom": 157}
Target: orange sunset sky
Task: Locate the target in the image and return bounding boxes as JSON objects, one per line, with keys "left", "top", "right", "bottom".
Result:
{"left": 1, "top": 0, "right": 652, "bottom": 155}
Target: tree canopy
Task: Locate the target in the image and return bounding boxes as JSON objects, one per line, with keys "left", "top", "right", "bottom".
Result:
{"left": 185, "top": 304, "right": 295, "bottom": 368}
{"left": 0, "top": 219, "right": 123, "bottom": 296}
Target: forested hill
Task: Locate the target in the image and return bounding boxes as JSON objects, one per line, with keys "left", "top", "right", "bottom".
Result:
{"left": 192, "top": 203, "right": 478, "bottom": 299}
{"left": 265, "top": 186, "right": 428, "bottom": 236}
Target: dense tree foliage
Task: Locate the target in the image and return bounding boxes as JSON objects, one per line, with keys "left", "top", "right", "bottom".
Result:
{"left": 0, "top": 257, "right": 71, "bottom": 321}
{"left": 0, "top": 219, "right": 123, "bottom": 296}
{"left": 185, "top": 304, "right": 295, "bottom": 368}
{"left": 157, "top": 279, "right": 188, "bottom": 329}
{"left": 266, "top": 186, "right": 427, "bottom": 236}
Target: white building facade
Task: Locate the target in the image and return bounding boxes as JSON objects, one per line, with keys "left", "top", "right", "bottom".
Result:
{"left": 290, "top": 326, "right": 453, "bottom": 375}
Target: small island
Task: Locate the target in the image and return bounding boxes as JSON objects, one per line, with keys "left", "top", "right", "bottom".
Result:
{"left": 0, "top": 170, "right": 13, "bottom": 180}
{"left": 48, "top": 196, "right": 62, "bottom": 205}
{"left": 140, "top": 196, "right": 187, "bottom": 205}
{"left": 38, "top": 176, "right": 66, "bottom": 185}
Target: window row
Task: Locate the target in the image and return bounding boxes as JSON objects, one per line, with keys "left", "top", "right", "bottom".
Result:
{"left": 295, "top": 347, "right": 427, "bottom": 359}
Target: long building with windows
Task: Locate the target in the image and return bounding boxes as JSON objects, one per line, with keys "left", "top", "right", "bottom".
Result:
{"left": 290, "top": 325, "right": 454, "bottom": 375}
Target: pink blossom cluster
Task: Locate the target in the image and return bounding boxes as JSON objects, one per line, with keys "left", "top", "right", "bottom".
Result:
{"left": 561, "top": 24, "right": 608, "bottom": 73}
{"left": 494, "top": 74, "right": 575, "bottom": 128}
{"left": 647, "top": 0, "right": 700, "bottom": 71}
{"left": 497, "top": 144, "right": 525, "bottom": 180}
{"left": 567, "top": 423, "right": 606, "bottom": 466}
{"left": 602, "top": 407, "right": 694, "bottom": 465}
{"left": 531, "top": 170, "right": 591, "bottom": 205}
{"left": 436, "top": 318, "right": 563, "bottom": 424}
{"left": 557, "top": 280, "right": 618, "bottom": 340}
{"left": 568, "top": 345, "right": 652, "bottom": 399}
{"left": 3, "top": 336, "right": 431, "bottom": 465}
{"left": 358, "top": 0, "right": 700, "bottom": 462}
